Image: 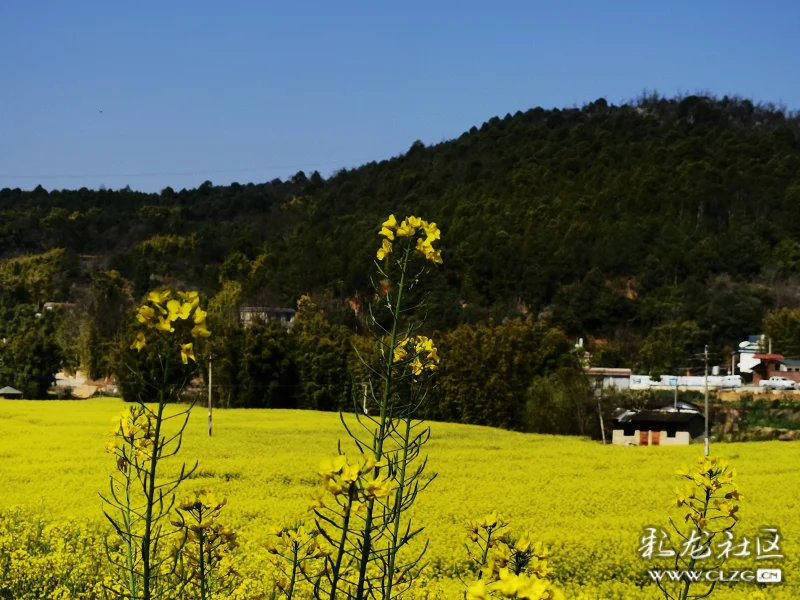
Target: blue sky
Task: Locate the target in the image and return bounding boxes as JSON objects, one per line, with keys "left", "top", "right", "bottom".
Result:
{"left": 1, "top": 1, "right": 798, "bottom": 193}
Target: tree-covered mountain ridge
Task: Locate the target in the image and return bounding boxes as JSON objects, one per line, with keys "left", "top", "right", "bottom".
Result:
{"left": 3, "top": 92, "right": 800, "bottom": 365}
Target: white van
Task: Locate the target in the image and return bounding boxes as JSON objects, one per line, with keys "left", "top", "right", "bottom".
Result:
{"left": 719, "top": 375, "right": 742, "bottom": 389}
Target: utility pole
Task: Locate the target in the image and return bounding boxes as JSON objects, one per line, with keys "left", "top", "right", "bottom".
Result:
{"left": 704, "top": 345, "right": 709, "bottom": 457}
{"left": 208, "top": 355, "right": 213, "bottom": 437}
{"left": 596, "top": 379, "right": 606, "bottom": 444}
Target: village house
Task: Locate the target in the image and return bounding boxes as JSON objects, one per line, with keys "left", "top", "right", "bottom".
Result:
{"left": 732, "top": 334, "right": 764, "bottom": 376}
{"left": 0, "top": 386, "right": 23, "bottom": 399}
{"left": 779, "top": 359, "right": 800, "bottom": 375}
{"left": 728, "top": 334, "right": 800, "bottom": 385}
{"left": 750, "top": 354, "right": 800, "bottom": 385}
{"left": 610, "top": 400, "right": 706, "bottom": 446}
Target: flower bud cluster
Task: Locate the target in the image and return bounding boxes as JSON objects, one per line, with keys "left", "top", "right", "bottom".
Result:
{"left": 130, "top": 289, "right": 211, "bottom": 364}
{"left": 465, "top": 514, "right": 562, "bottom": 600}
{"left": 377, "top": 214, "right": 442, "bottom": 265}
{"left": 674, "top": 455, "right": 742, "bottom": 531}
{"left": 392, "top": 335, "right": 440, "bottom": 376}
{"left": 312, "top": 454, "right": 394, "bottom": 517}
{"left": 104, "top": 406, "right": 157, "bottom": 471}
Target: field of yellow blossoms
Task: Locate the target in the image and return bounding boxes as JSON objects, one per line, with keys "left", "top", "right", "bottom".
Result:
{"left": 0, "top": 396, "right": 798, "bottom": 599}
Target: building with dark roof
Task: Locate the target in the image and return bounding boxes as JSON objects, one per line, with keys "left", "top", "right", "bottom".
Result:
{"left": 778, "top": 359, "right": 800, "bottom": 375}
{"left": 0, "top": 386, "right": 23, "bottom": 399}
{"left": 610, "top": 400, "right": 705, "bottom": 446}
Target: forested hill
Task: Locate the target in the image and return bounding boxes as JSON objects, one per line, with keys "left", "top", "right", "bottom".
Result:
{"left": 3, "top": 93, "right": 800, "bottom": 364}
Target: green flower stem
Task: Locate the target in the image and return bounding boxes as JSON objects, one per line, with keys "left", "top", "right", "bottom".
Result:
{"left": 478, "top": 530, "right": 493, "bottom": 580}
{"left": 199, "top": 506, "right": 208, "bottom": 600}
{"left": 355, "top": 247, "right": 410, "bottom": 600}
{"left": 679, "top": 491, "right": 711, "bottom": 600}
{"left": 124, "top": 452, "right": 138, "bottom": 599}
{"left": 288, "top": 544, "right": 299, "bottom": 600}
{"left": 385, "top": 414, "right": 412, "bottom": 600}
{"left": 328, "top": 485, "right": 355, "bottom": 600}
{"left": 142, "top": 353, "right": 169, "bottom": 600}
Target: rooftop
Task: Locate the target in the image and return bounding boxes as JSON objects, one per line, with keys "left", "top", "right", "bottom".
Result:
{"left": 613, "top": 410, "right": 701, "bottom": 425}
{"left": 753, "top": 354, "right": 784, "bottom": 361}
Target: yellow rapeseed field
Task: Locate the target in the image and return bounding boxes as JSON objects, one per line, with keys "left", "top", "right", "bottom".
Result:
{"left": 0, "top": 397, "right": 798, "bottom": 599}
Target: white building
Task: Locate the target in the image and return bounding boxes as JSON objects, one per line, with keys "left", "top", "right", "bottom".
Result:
{"left": 585, "top": 368, "right": 632, "bottom": 390}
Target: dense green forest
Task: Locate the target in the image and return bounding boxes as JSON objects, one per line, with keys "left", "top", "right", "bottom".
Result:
{"left": 2, "top": 93, "right": 800, "bottom": 428}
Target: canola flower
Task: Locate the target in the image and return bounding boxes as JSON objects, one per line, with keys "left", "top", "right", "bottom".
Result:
{"left": 466, "top": 570, "right": 564, "bottom": 600}
{"left": 674, "top": 456, "right": 742, "bottom": 532}
{"left": 265, "top": 524, "right": 329, "bottom": 561}
{"left": 263, "top": 523, "right": 331, "bottom": 600}
{"left": 130, "top": 288, "right": 210, "bottom": 360}
{"left": 105, "top": 289, "right": 212, "bottom": 600}
{"left": 313, "top": 453, "right": 393, "bottom": 505}
{"left": 392, "top": 335, "right": 440, "bottom": 377}
{"left": 377, "top": 214, "right": 442, "bottom": 265}
{"left": 171, "top": 491, "right": 239, "bottom": 599}
{"left": 464, "top": 514, "right": 563, "bottom": 600}
{"left": 652, "top": 456, "right": 744, "bottom": 600}
{"left": 105, "top": 405, "right": 157, "bottom": 467}
{"left": 274, "top": 214, "right": 445, "bottom": 600}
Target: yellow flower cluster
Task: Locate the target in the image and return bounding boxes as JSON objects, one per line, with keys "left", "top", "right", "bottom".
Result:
{"left": 377, "top": 214, "right": 442, "bottom": 264}
{"left": 313, "top": 453, "right": 393, "bottom": 514}
{"left": 674, "top": 456, "right": 742, "bottom": 531}
{"left": 130, "top": 289, "right": 211, "bottom": 363}
{"left": 466, "top": 512, "right": 509, "bottom": 537}
{"left": 483, "top": 535, "right": 554, "bottom": 582}
{"left": 263, "top": 523, "right": 331, "bottom": 596}
{"left": 177, "top": 521, "right": 239, "bottom": 565}
{"left": 105, "top": 406, "right": 156, "bottom": 470}
{"left": 466, "top": 514, "right": 554, "bottom": 581}
{"left": 265, "top": 524, "right": 330, "bottom": 561}
{"left": 178, "top": 489, "right": 227, "bottom": 511}
{"left": 171, "top": 490, "right": 239, "bottom": 590}
{"left": 467, "top": 569, "right": 564, "bottom": 600}
{"left": 174, "top": 490, "right": 230, "bottom": 529}
{"left": 393, "top": 335, "right": 440, "bottom": 376}
{"left": 464, "top": 514, "right": 561, "bottom": 600}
